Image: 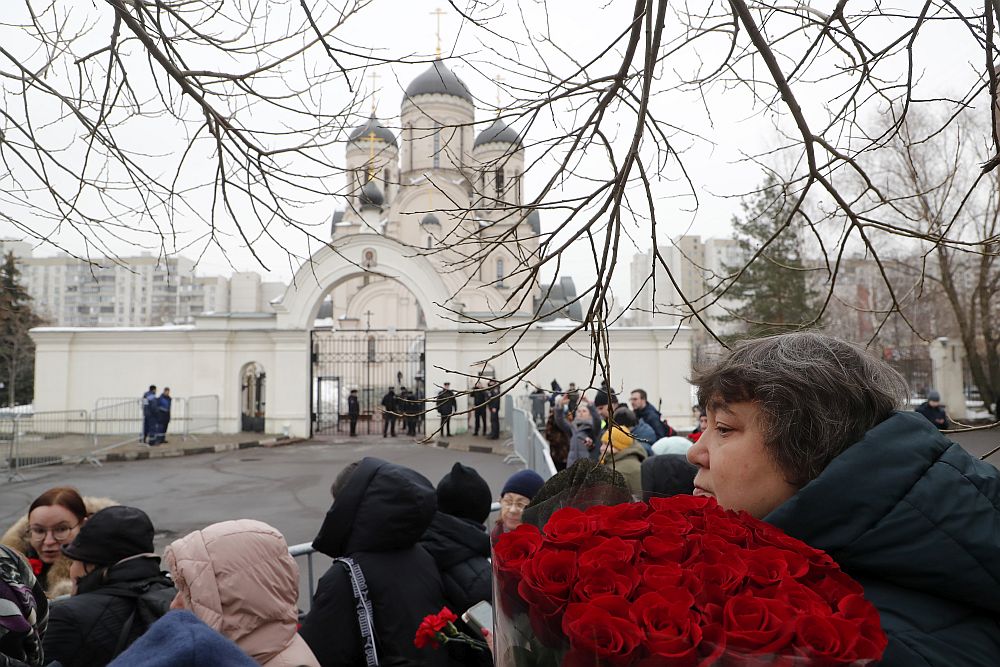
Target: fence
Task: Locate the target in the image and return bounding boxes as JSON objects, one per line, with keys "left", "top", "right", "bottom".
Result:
{"left": 288, "top": 500, "right": 504, "bottom": 612}
{"left": 1, "top": 395, "right": 221, "bottom": 480}
{"left": 504, "top": 395, "right": 557, "bottom": 481}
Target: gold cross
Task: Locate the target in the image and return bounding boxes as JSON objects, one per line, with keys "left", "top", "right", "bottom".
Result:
{"left": 430, "top": 7, "right": 446, "bottom": 56}
{"left": 368, "top": 70, "right": 380, "bottom": 114}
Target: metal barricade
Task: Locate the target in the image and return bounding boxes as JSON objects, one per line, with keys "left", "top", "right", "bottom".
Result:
{"left": 287, "top": 501, "right": 502, "bottom": 613}
{"left": 183, "top": 395, "right": 220, "bottom": 436}
{"left": 503, "top": 395, "right": 557, "bottom": 480}
{"left": 2, "top": 410, "right": 91, "bottom": 479}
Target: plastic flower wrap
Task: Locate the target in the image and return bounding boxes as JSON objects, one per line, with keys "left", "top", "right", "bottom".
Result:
{"left": 492, "top": 495, "right": 887, "bottom": 666}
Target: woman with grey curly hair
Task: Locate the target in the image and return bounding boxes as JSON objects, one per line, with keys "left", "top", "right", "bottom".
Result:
{"left": 688, "top": 331, "right": 1000, "bottom": 666}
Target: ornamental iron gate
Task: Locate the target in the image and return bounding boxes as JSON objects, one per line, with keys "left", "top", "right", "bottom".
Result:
{"left": 310, "top": 330, "right": 426, "bottom": 436}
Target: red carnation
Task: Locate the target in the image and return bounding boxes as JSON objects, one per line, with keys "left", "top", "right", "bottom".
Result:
{"left": 27, "top": 558, "right": 43, "bottom": 576}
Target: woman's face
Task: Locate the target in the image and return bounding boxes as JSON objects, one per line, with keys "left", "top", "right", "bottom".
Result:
{"left": 27, "top": 505, "right": 82, "bottom": 564}
{"left": 687, "top": 401, "right": 797, "bottom": 519}
{"left": 499, "top": 492, "right": 531, "bottom": 532}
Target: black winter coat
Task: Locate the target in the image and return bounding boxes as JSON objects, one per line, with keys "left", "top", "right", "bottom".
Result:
{"left": 765, "top": 411, "right": 1000, "bottom": 667}
{"left": 300, "top": 457, "right": 449, "bottom": 667}
{"left": 419, "top": 512, "right": 491, "bottom": 614}
{"left": 42, "top": 557, "right": 174, "bottom": 667}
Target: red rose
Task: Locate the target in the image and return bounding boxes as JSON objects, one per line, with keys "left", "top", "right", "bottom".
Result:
{"left": 808, "top": 568, "right": 865, "bottom": 606}
{"left": 835, "top": 594, "right": 888, "bottom": 660}
{"left": 763, "top": 579, "right": 832, "bottom": 616}
{"left": 722, "top": 594, "right": 795, "bottom": 655}
{"left": 413, "top": 607, "right": 457, "bottom": 649}
{"left": 642, "top": 533, "right": 693, "bottom": 564}
{"left": 638, "top": 562, "right": 702, "bottom": 599}
{"left": 573, "top": 566, "right": 640, "bottom": 602}
{"left": 752, "top": 520, "right": 834, "bottom": 566}
{"left": 649, "top": 494, "right": 720, "bottom": 514}
{"left": 562, "top": 595, "right": 644, "bottom": 667}
{"left": 493, "top": 524, "right": 542, "bottom": 574}
{"left": 595, "top": 502, "right": 651, "bottom": 539}
{"left": 27, "top": 558, "right": 43, "bottom": 576}
{"left": 648, "top": 510, "right": 694, "bottom": 537}
{"left": 704, "top": 513, "right": 752, "bottom": 547}
{"left": 578, "top": 536, "right": 639, "bottom": 570}
{"left": 631, "top": 592, "right": 702, "bottom": 666}
{"left": 795, "top": 614, "right": 865, "bottom": 664}
{"left": 518, "top": 549, "right": 578, "bottom": 614}
{"left": 543, "top": 507, "right": 598, "bottom": 548}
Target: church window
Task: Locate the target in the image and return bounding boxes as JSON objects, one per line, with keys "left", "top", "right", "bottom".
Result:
{"left": 433, "top": 122, "right": 441, "bottom": 168}
{"left": 495, "top": 169, "right": 504, "bottom": 198}
{"left": 406, "top": 123, "right": 413, "bottom": 171}
{"left": 426, "top": 235, "right": 433, "bottom": 249}
{"left": 496, "top": 258, "right": 505, "bottom": 287}
{"left": 515, "top": 170, "right": 521, "bottom": 203}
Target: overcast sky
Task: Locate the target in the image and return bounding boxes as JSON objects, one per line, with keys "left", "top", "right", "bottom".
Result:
{"left": 0, "top": 1, "right": 988, "bottom": 304}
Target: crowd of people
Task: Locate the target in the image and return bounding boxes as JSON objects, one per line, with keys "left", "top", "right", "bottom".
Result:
{"left": 0, "top": 459, "right": 552, "bottom": 667}
{"left": 4, "top": 332, "right": 999, "bottom": 667}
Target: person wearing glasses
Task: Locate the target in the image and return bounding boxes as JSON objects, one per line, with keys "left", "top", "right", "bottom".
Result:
{"left": 491, "top": 470, "right": 544, "bottom": 542}
{"left": 1, "top": 487, "right": 115, "bottom": 598}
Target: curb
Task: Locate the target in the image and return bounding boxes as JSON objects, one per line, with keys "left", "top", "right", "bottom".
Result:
{"left": 420, "top": 436, "right": 510, "bottom": 456}
{"left": 101, "top": 436, "right": 306, "bottom": 463}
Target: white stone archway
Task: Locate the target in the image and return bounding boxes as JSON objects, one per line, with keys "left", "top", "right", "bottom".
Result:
{"left": 272, "top": 234, "right": 460, "bottom": 331}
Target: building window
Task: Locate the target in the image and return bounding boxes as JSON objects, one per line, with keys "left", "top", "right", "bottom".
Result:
{"left": 406, "top": 123, "right": 413, "bottom": 171}
{"left": 495, "top": 168, "right": 504, "bottom": 198}
{"left": 427, "top": 235, "right": 433, "bottom": 249}
{"left": 496, "top": 258, "right": 505, "bottom": 287}
{"left": 515, "top": 170, "right": 521, "bottom": 203}
{"left": 433, "top": 122, "right": 441, "bottom": 168}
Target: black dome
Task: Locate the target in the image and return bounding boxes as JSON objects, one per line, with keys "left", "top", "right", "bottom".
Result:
{"left": 420, "top": 213, "right": 441, "bottom": 226}
{"left": 474, "top": 117, "right": 521, "bottom": 148}
{"left": 526, "top": 210, "right": 540, "bottom": 234}
{"left": 359, "top": 181, "right": 384, "bottom": 208}
{"left": 405, "top": 60, "right": 473, "bottom": 104}
{"left": 348, "top": 115, "right": 397, "bottom": 147}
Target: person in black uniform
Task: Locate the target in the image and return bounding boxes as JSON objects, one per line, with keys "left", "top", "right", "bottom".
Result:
{"left": 435, "top": 383, "right": 457, "bottom": 437}
{"left": 347, "top": 389, "right": 360, "bottom": 436}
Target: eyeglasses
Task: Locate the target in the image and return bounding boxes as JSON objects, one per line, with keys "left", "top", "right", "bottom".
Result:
{"left": 500, "top": 499, "right": 530, "bottom": 512}
{"left": 27, "top": 523, "right": 78, "bottom": 543}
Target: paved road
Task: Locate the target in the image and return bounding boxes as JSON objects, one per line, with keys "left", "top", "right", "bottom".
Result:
{"left": 0, "top": 439, "right": 517, "bottom": 548}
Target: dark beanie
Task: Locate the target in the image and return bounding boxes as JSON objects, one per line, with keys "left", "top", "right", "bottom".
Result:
{"left": 501, "top": 469, "right": 545, "bottom": 500}
{"left": 594, "top": 388, "right": 617, "bottom": 407}
{"left": 436, "top": 462, "right": 493, "bottom": 524}
{"left": 62, "top": 506, "right": 155, "bottom": 566}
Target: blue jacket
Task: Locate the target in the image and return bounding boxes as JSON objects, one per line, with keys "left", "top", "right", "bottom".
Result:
{"left": 634, "top": 402, "right": 668, "bottom": 440}
{"left": 766, "top": 412, "right": 1000, "bottom": 666}
{"left": 106, "top": 610, "right": 257, "bottom": 667}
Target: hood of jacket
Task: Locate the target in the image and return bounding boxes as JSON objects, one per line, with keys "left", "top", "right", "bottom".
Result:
{"left": 1, "top": 496, "right": 117, "bottom": 599}
{"left": 419, "top": 511, "right": 489, "bottom": 571}
{"left": 164, "top": 519, "right": 312, "bottom": 666}
{"left": 766, "top": 410, "right": 1000, "bottom": 616}
{"left": 312, "top": 457, "right": 437, "bottom": 557}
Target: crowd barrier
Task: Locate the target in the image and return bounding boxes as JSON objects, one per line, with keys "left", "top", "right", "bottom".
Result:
{"left": 288, "top": 501, "right": 503, "bottom": 612}
{"left": 503, "top": 395, "right": 557, "bottom": 480}
{"left": 1, "top": 395, "right": 221, "bottom": 480}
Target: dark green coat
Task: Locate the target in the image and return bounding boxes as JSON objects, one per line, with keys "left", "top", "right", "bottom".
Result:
{"left": 766, "top": 411, "right": 1000, "bottom": 666}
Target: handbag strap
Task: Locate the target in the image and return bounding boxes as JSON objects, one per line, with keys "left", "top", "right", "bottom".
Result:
{"left": 333, "top": 557, "right": 379, "bottom": 667}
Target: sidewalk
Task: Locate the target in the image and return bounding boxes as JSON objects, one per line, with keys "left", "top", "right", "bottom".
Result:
{"left": 310, "top": 429, "right": 512, "bottom": 455}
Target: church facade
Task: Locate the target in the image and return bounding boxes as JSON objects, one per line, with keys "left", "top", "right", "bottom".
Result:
{"left": 29, "top": 61, "right": 693, "bottom": 438}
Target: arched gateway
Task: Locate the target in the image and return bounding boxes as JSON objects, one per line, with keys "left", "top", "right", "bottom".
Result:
{"left": 272, "top": 235, "right": 460, "bottom": 436}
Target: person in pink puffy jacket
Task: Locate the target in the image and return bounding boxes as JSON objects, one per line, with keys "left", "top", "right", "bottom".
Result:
{"left": 164, "top": 520, "right": 319, "bottom": 667}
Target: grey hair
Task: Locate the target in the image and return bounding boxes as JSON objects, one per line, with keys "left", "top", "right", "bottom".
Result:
{"left": 691, "top": 332, "right": 908, "bottom": 487}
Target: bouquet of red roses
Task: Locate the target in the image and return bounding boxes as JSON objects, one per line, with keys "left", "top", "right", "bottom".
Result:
{"left": 492, "top": 495, "right": 887, "bottom": 666}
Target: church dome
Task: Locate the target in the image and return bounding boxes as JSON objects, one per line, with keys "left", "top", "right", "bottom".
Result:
{"left": 359, "top": 181, "right": 384, "bottom": 208}
{"left": 526, "top": 209, "right": 540, "bottom": 234}
{"left": 420, "top": 212, "right": 441, "bottom": 227}
{"left": 474, "top": 117, "right": 521, "bottom": 148}
{"left": 405, "top": 60, "right": 473, "bottom": 104}
{"left": 348, "top": 115, "right": 397, "bottom": 147}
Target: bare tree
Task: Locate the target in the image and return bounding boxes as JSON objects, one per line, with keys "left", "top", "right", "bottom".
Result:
{"left": 5, "top": 1, "right": 1000, "bottom": 409}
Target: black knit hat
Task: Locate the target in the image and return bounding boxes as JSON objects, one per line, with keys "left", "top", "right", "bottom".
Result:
{"left": 436, "top": 462, "right": 493, "bottom": 524}
{"left": 62, "top": 506, "right": 155, "bottom": 566}
{"left": 501, "top": 469, "right": 545, "bottom": 500}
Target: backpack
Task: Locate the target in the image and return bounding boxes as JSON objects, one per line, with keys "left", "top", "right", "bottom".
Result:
{"left": 109, "top": 579, "right": 175, "bottom": 657}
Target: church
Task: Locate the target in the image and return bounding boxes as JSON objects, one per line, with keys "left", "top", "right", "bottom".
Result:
{"left": 29, "top": 59, "right": 693, "bottom": 438}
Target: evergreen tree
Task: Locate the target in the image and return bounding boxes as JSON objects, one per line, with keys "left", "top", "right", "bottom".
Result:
{"left": 0, "top": 252, "right": 43, "bottom": 407}
{"left": 724, "top": 178, "right": 817, "bottom": 338}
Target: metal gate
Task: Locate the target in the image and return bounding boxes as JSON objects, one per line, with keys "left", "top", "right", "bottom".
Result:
{"left": 310, "top": 330, "right": 426, "bottom": 436}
